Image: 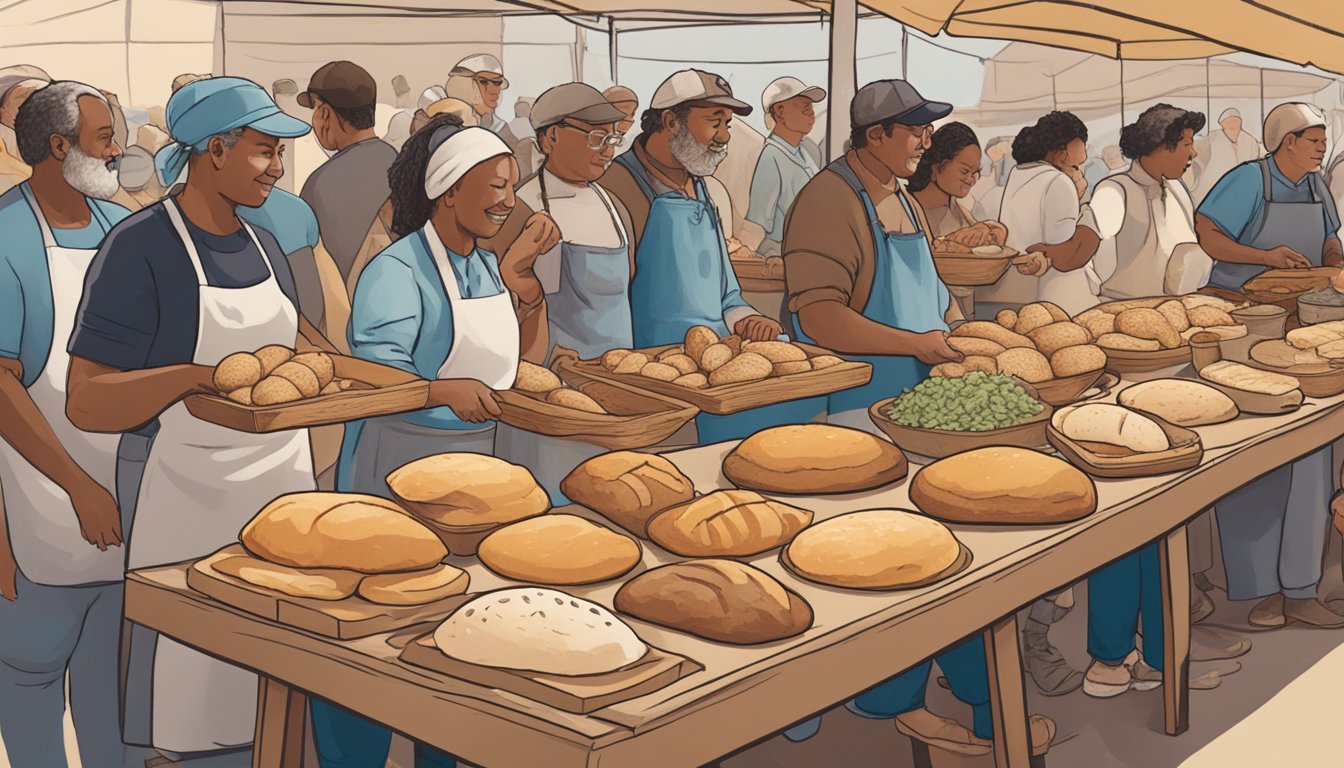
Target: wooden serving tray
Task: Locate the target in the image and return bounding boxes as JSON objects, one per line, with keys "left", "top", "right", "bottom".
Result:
{"left": 1047, "top": 414, "right": 1203, "bottom": 478}
{"left": 867, "top": 396, "right": 1052, "bottom": 460}
{"left": 730, "top": 256, "right": 786, "bottom": 292}
{"left": 1241, "top": 267, "right": 1339, "bottom": 306}
{"left": 1244, "top": 340, "right": 1344, "bottom": 398}
{"left": 779, "top": 538, "right": 972, "bottom": 592}
{"left": 399, "top": 632, "right": 701, "bottom": 714}
{"left": 495, "top": 369, "right": 698, "bottom": 450}
{"left": 186, "top": 545, "right": 469, "bottom": 640}
{"left": 185, "top": 356, "right": 430, "bottom": 433}
{"left": 564, "top": 343, "right": 871, "bottom": 416}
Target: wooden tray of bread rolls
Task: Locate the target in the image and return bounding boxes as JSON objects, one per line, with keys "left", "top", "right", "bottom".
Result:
{"left": 495, "top": 370, "right": 698, "bottom": 450}
{"left": 400, "top": 631, "right": 701, "bottom": 714}
{"left": 564, "top": 342, "right": 871, "bottom": 416}
{"left": 186, "top": 356, "right": 430, "bottom": 433}
{"left": 186, "top": 545, "right": 469, "bottom": 639}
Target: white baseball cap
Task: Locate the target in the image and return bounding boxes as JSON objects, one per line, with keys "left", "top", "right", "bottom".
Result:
{"left": 1264, "top": 102, "right": 1326, "bottom": 152}
{"left": 650, "top": 69, "right": 751, "bottom": 114}
{"left": 451, "top": 53, "right": 509, "bottom": 89}
{"left": 761, "top": 77, "right": 826, "bottom": 115}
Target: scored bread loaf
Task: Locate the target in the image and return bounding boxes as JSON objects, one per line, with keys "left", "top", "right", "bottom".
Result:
{"left": 614, "top": 560, "right": 813, "bottom": 644}
{"left": 1051, "top": 403, "right": 1170, "bottom": 453}
{"left": 357, "top": 563, "right": 470, "bottom": 606}
{"left": 646, "top": 490, "right": 813, "bottom": 557}
{"left": 722, "top": 425, "right": 907, "bottom": 495}
{"left": 560, "top": 452, "right": 695, "bottom": 537}
{"left": 434, "top": 587, "right": 647, "bottom": 675}
{"left": 387, "top": 453, "right": 550, "bottom": 528}
{"left": 477, "top": 514, "right": 642, "bottom": 585}
{"left": 910, "top": 447, "right": 1097, "bottom": 524}
{"left": 784, "top": 509, "right": 961, "bottom": 589}
{"left": 211, "top": 550, "right": 363, "bottom": 600}
{"left": 241, "top": 492, "right": 448, "bottom": 573}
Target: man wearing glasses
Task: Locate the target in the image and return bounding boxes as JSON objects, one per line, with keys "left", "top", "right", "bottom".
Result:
{"left": 449, "top": 53, "right": 510, "bottom": 139}
{"left": 488, "top": 83, "right": 636, "bottom": 499}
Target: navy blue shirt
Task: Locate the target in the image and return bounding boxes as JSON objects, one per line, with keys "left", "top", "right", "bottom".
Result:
{"left": 69, "top": 201, "right": 299, "bottom": 371}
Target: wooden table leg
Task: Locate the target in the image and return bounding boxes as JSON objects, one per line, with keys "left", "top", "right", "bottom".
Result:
{"left": 984, "top": 615, "right": 1033, "bottom": 768}
{"left": 1159, "top": 527, "right": 1191, "bottom": 736}
{"left": 910, "top": 739, "right": 934, "bottom": 768}
{"left": 254, "top": 677, "right": 308, "bottom": 768}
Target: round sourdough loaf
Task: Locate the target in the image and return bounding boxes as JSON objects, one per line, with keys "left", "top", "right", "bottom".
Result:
{"left": 241, "top": 492, "right": 447, "bottom": 572}
{"left": 722, "top": 425, "right": 907, "bottom": 494}
{"left": 477, "top": 514, "right": 642, "bottom": 585}
{"left": 910, "top": 447, "right": 1097, "bottom": 524}
{"left": 434, "top": 587, "right": 647, "bottom": 675}
{"left": 784, "top": 509, "right": 961, "bottom": 589}
{"left": 387, "top": 453, "right": 550, "bottom": 528}
{"left": 560, "top": 451, "right": 695, "bottom": 537}
{"left": 646, "top": 490, "right": 812, "bottom": 557}
{"left": 614, "top": 560, "right": 812, "bottom": 644}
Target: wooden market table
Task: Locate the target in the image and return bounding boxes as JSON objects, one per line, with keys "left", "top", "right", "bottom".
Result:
{"left": 125, "top": 385, "right": 1344, "bottom": 768}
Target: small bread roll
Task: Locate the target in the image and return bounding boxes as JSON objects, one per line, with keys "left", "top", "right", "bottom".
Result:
{"left": 515, "top": 360, "right": 562, "bottom": 392}
{"left": 1015, "top": 304, "right": 1054, "bottom": 335}
{"left": 319, "top": 379, "right": 355, "bottom": 396}
{"left": 291, "top": 352, "right": 335, "bottom": 388}
{"left": 613, "top": 352, "right": 650, "bottom": 374}
{"left": 655, "top": 346, "right": 685, "bottom": 361}
{"left": 684, "top": 325, "right": 721, "bottom": 362}
{"left": 546, "top": 388, "right": 607, "bottom": 414}
{"left": 1181, "top": 294, "right": 1238, "bottom": 312}
{"left": 948, "top": 337, "right": 1006, "bottom": 357}
{"left": 996, "top": 309, "right": 1018, "bottom": 330}
{"left": 1027, "top": 322, "right": 1091, "bottom": 357}
{"left": 996, "top": 347, "right": 1052, "bottom": 383}
{"left": 951, "top": 321, "right": 1033, "bottom": 349}
{"left": 254, "top": 345, "right": 294, "bottom": 376}
{"left": 961, "top": 355, "right": 998, "bottom": 374}
{"left": 602, "top": 349, "right": 632, "bottom": 370}
{"left": 673, "top": 373, "right": 709, "bottom": 389}
{"left": 708, "top": 352, "right": 772, "bottom": 386}
{"left": 1187, "top": 305, "right": 1235, "bottom": 328}
{"left": 1096, "top": 333, "right": 1161, "bottom": 351}
{"left": 1050, "top": 345, "right": 1107, "bottom": 377}
{"left": 931, "top": 363, "right": 967, "bottom": 377}
{"left": 773, "top": 361, "right": 812, "bottom": 376}
{"left": 700, "top": 343, "right": 735, "bottom": 372}
{"left": 1156, "top": 300, "right": 1191, "bottom": 333}
{"left": 357, "top": 563, "right": 469, "bottom": 606}
{"left": 213, "top": 352, "right": 263, "bottom": 392}
{"left": 1038, "top": 302, "right": 1070, "bottom": 323}
{"left": 1075, "top": 310, "right": 1116, "bottom": 339}
{"left": 640, "top": 362, "right": 680, "bottom": 382}
{"left": 271, "top": 361, "right": 320, "bottom": 398}
{"left": 226, "top": 387, "right": 254, "bottom": 405}
{"left": 810, "top": 355, "right": 844, "bottom": 370}
{"left": 743, "top": 340, "right": 807, "bottom": 364}
{"left": 660, "top": 353, "right": 699, "bottom": 376}
{"left": 1115, "top": 308, "right": 1181, "bottom": 349}
{"left": 252, "top": 376, "right": 303, "bottom": 405}
{"left": 722, "top": 334, "right": 744, "bottom": 355}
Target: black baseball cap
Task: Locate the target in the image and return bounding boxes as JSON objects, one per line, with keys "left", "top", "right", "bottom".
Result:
{"left": 851, "top": 79, "right": 951, "bottom": 128}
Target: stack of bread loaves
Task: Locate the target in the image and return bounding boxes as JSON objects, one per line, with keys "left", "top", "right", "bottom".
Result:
{"left": 942, "top": 302, "right": 1106, "bottom": 382}
{"left": 512, "top": 361, "right": 608, "bottom": 414}
{"left": 388, "top": 453, "right": 551, "bottom": 554}
{"left": 723, "top": 424, "right": 907, "bottom": 495}
{"left": 213, "top": 347, "right": 351, "bottom": 405}
{"left": 216, "top": 492, "right": 468, "bottom": 605}
{"left": 600, "top": 325, "right": 843, "bottom": 390}
{"left": 561, "top": 452, "right": 697, "bottom": 537}
{"left": 1073, "top": 295, "right": 1246, "bottom": 353}
{"left": 616, "top": 560, "right": 813, "bottom": 644}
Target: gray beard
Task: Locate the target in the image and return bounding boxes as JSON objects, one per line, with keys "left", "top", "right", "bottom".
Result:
{"left": 63, "top": 145, "right": 120, "bottom": 200}
{"left": 670, "top": 125, "right": 728, "bottom": 177}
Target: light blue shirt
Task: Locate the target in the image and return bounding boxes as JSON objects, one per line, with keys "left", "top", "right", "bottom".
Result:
{"left": 1197, "top": 155, "right": 1341, "bottom": 244}
{"left": 0, "top": 184, "right": 129, "bottom": 386}
{"left": 746, "top": 133, "right": 820, "bottom": 243}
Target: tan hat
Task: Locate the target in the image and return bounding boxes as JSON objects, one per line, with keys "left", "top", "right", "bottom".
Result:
{"left": 530, "top": 83, "right": 626, "bottom": 131}
{"left": 650, "top": 69, "right": 751, "bottom": 114}
{"left": 0, "top": 64, "right": 50, "bottom": 103}
{"left": 762, "top": 77, "right": 826, "bottom": 114}
{"left": 1264, "top": 102, "right": 1326, "bottom": 152}
{"left": 171, "top": 73, "right": 207, "bottom": 94}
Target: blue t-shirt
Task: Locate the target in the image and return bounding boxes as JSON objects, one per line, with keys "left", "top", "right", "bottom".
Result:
{"left": 69, "top": 201, "right": 300, "bottom": 372}
{"left": 1197, "top": 155, "right": 1342, "bottom": 245}
{"left": 0, "top": 184, "right": 130, "bottom": 387}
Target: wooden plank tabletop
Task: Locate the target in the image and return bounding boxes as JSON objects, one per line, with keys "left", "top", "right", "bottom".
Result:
{"left": 125, "top": 383, "right": 1344, "bottom": 768}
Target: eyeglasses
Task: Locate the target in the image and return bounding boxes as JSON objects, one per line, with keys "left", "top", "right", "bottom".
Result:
{"left": 897, "top": 124, "right": 934, "bottom": 142}
{"left": 558, "top": 121, "right": 626, "bottom": 149}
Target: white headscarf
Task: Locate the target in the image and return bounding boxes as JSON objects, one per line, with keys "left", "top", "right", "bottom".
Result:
{"left": 423, "top": 125, "right": 512, "bottom": 199}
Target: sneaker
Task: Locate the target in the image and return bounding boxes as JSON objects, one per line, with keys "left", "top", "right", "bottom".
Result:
{"left": 1132, "top": 659, "right": 1234, "bottom": 690}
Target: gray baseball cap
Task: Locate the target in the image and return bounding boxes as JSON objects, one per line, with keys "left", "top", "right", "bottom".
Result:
{"left": 851, "top": 79, "right": 951, "bottom": 128}
{"left": 530, "top": 83, "right": 627, "bottom": 131}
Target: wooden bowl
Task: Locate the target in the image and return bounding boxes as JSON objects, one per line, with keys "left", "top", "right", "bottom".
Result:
{"left": 932, "top": 250, "right": 1013, "bottom": 287}
{"left": 867, "top": 396, "right": 1052, "bottom": 459}
{"left": 1030, "top": 369, "right": 1106, "bottom": 405}
{"left": 1099, "top": 344, "right": 1191, "bottom": 374}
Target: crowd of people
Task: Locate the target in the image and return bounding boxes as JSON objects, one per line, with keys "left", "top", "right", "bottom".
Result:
{"left": 1, "top": 48, "right": 1344, "bottom": 768}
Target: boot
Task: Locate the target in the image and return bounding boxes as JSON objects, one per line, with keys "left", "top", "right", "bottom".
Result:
{"left": 1021, "top": 618, "right": 1083, "bottom": 696}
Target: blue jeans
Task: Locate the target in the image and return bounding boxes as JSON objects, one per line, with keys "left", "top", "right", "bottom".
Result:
{"left": 1087, "top": 544, "right": 1165, "bottom": 669}
{"left": 311, "top": 700, "right": 456, "bottom": 768}
{"left": 851, "top": 635, "right": 993, "bottom": 740}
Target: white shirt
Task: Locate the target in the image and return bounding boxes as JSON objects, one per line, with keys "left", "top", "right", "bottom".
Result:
{"left": 1192, "top": 129, "right": 1262, "bottom": 205}
{"left": 517, "top": 169, "right": 625, "bottom": 293}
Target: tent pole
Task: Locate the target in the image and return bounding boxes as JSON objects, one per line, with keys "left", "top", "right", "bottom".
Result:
{"left": 901, "top": 24, "right": 908, "bottom": 79}
{"left": 1118, "top": 58, "right": 1125, "bottom": 132}
{"left": 1259, "top": 67, "right": 1266, "bottom": 129}
{"left": 573, "top": 25, "right": 585, "bottom": 83}
{"left": 1205, "top": 58, "right": 1212, "bottom": 133}
{"left": 827, "top": 0, "right": 858, "bottom": 162}
{"left": 608, "top": 17, "right": 619, "bottom": 84}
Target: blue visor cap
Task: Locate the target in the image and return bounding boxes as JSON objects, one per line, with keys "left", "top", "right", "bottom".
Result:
{"left": 156, "top": 76, "right": 311, "bottom": 184}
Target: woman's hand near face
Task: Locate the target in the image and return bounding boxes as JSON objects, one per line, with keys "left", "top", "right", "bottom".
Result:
{"left": 502, "top": 212, "right": 561, "bottom": 276}
{"left": 428, "top": 378, "right": 501, "bottom": 423}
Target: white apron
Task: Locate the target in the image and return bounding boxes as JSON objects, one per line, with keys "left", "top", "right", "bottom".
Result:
{"left": 129, "top": 199, "right": 315, "bottom": 754}
{"left": 0, "top": 187, "right": 122, "bottom": 586}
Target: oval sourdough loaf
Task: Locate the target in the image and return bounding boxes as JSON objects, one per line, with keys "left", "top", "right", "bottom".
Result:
{"left": 646, "top": 490, "right": 813, "bottom": 557}
{"left": 560, "top": 451, "right": 695, "bottom": 537}
{"left": 784, "top": 509, "right": 961, "bottom": 589}
{"left": 387, "top": 453, "right": 550, "bottom": 528}
{"left": 434, "top": 587, "right": 647, "bottom": 675}
{"left": 722, "top": 425, "right": 907, "bottom": 494}
{"left": 241, "top": 492, "right": 447, "bottom": 572}
{"left": 910, "top": 447, "right": 1097, "bottom": 524}
{"left": 614, "top": 560, "right": 813, "bottom": 644}
{"left": 477, "top": 514, "right": 642, "bottom": 585}
{"left": 1116, "top": 379, "right": 1238, "bottom": 427}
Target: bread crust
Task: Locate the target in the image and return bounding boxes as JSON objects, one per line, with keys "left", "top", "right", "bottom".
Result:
{"left": 785, "top": 509, "right": 960, "bottom": 588}
{"left": 910, "top": 447, "right": 1097, "bottom": 524}
{"left": 614, "top": 560, "right": 812, "bottom": 644}
{"left": 560, "top": 452, "right": 695, "bottom": 537}
{"left": 478, "top": 514, "right": 642, "bottom": 585}
{"left": 722, "top": 425, "right": 907, "bottom": 495}
{"left": 646, "top": 490, "right": 812, "bottom": 557}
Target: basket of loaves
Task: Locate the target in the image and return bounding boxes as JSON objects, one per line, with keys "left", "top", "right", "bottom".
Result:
{"left": 930, "top": 222, "right": 1018, "bottom": 287}
{"left": 1069, "top": 295, "right": 1249, "bottom": 375}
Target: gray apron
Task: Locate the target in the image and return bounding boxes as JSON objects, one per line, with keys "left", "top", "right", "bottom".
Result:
{"left": 1212, "top": 158, "right": 1333, "bottom": 599}
{"left": 1207, "top": 157, "right": 1330, "bottom": 290}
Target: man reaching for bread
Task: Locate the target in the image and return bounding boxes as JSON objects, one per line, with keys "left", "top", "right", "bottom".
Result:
{"left": 780, "top": 80, "right": 1055, "bottom": 758}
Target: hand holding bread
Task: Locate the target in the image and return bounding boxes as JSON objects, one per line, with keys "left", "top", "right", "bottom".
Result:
{"left": 596, "top": 326, "right": 848, "bottom": 389}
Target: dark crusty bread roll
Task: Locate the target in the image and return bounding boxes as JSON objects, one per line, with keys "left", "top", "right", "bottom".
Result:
{"left": 614, "top": 560, "right": 812, "bottom": 644}
{"left": 722, "top": 425, "right": 907, "bottom": 495}
{"left": 646, "top": 490, "right": 812, "bottom": 557}
{"left": 560, "top": 452, "right": 695, "bottom": 537}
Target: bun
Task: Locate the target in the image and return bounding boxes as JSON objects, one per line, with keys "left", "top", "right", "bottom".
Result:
{"left": 613, "top": 352, "right": 650, "bottom": 374}
{"left": 615, "top": 560, "right": 812, "bottom": 644}
{"left": 785, "top": 509, "right": 960, "bottom": 589}
{"left": 561, "top": 452, "right": 695, "bottom": 536}
{"left": 1050, "top": 345, "right": 1107, "bottom": 377}
{"left": 700, "top": 343, "right": 734, "bottom": 372}
{"left": 910, "top": 447, "right": 1097, "bottom": 524}
{"left": 640, "top": 362, "right": 681, "bottom": 381}
{"left": 1097, "top": 333, "right": 1160, "bottom": 351}
{"left": 212, "top": 550, "right": 362, "bottom": 600}
{"left": 1156, "top": 300, "right": 1191, "bottom": 333}
{"left": 996, "top": 309, "right": 1018, "bottom": 330}
{"left": 1115, "top": 308, "right": 1180, "bottom": 349}
{"left": 647, "top": 490, "right": 812, "bottom": 557}
{"left": 1117, "top": 379, "right": 1238, "bottom": 427}
{"left": 271, "top": 361, "right": 320, "bottom": 398}
{"left": 227, "top": 387, "right": 253, "bottom": 405}
{"left": 723, "top": 425, "right": 907, "bottom": 494}
{"left": 357, "top": 563, "right": 470, "bottom": 606}
{"left": 241, "top": 492, "right": 448, "bottom": 572}
{"left": 387, "top": 453, "right": 550, "bottom": 528}
{"left": 435, "top": 588, "right": 647, "bottom": 675}
{"left": 661, "top": 354, "right": 699, "bottom": 376}
{"left": 214, "top": 352, "right": 263, "bottom": 392}
{"left": 546, "top": 388, "right": 607, "bottom": 414}
{"left": 947, "top": 337, "right": 1006, "bottom": 357}
{"left": 810, "top": 355, "right": 843, "bottom": 370}
{"left": 773, "top": 361, "right": 812, "bottom": 376}
{"left": 673, "top": 373, "right": 709, "bottom": 389}
{"left": 515, "top": 361, "right": 562, "bottom": 393}
{"left": 602, "top": 349, "right": 632, "bottom": 370}
{"left": 291, "top": 352, "right": 335, "bottom": 388}
{"left": 252, "top": 376, "right": 303, "bottom": 405}
{"left": 1014, "top": 304, "right": 1054, "bottom": 335}
{"left": 708, "top": 352, "right": 772, "bottom": 386}
{"left": 254, "top": 345, "right": 294, "bottom": 376}
{"left": 477, "top": 514, "right": 642, "bottom": 585}
{"left": 1028, "top": 322, "right": 1090, "bottom": 357}
{"left": 951, "top": 321, "right": 1033, "bottom": 349}
{"left": 743, "top": 341, "right": 807, "bottom": 363}
{"left": 684, "top": 325, "right": 720, "bottom": 363}
{"left": 996, "top": 348, "right": 1052, "bottom": 383}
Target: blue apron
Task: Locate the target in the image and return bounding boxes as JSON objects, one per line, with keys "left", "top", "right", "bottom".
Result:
{"left": 794, "top": 157, "right": 950, "bottom": 418}
{"left": 1207, "top": 157, "right": 1330, "bottom": 290}
{"left": 615, "top": 151, "right": 823, "bottom": 443}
